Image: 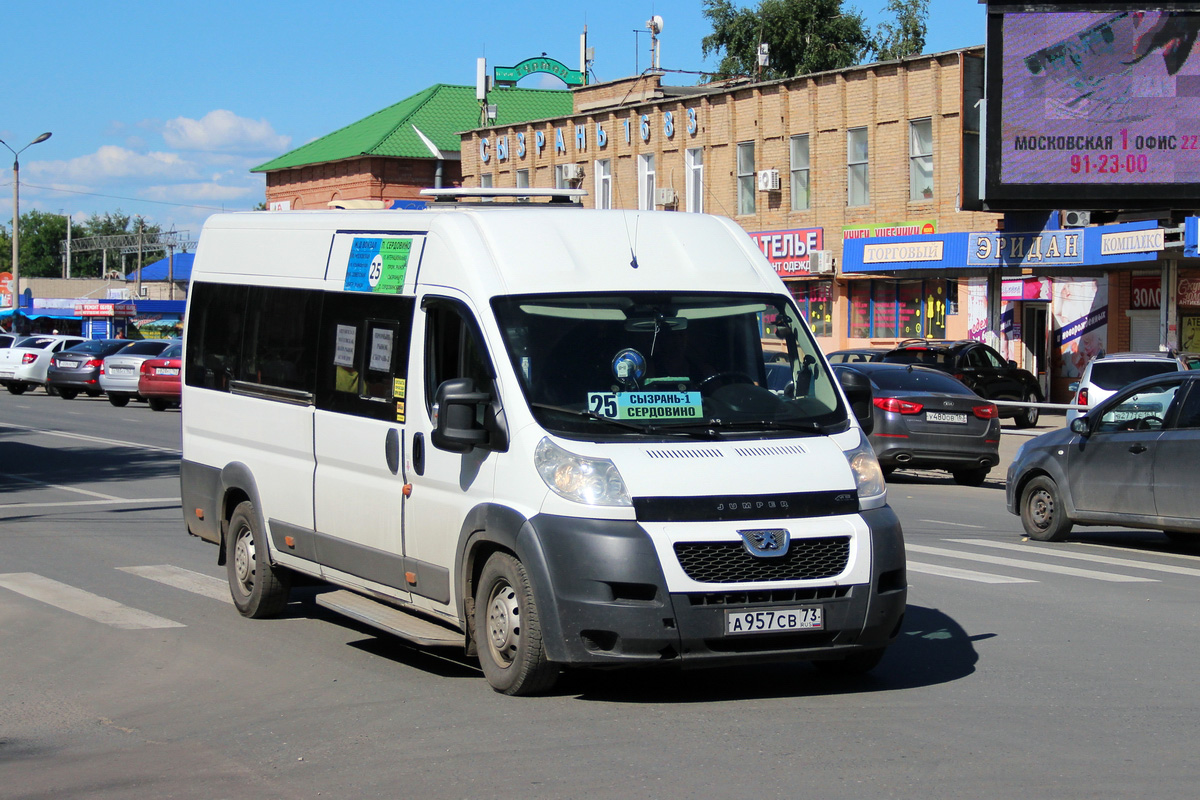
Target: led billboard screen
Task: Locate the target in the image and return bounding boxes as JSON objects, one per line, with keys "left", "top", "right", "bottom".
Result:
{"left": 984, "top": 5, "right": 1200, "bottom": 208}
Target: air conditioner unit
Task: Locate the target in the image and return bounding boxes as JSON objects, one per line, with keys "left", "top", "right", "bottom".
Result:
{"left": 809, "top": 250, "right": 835, "bottom": 274}
{"left": 560, "top": 164, "right": 585, "bottom": 180}
{"left": 757, "top": 169, "right": 781, "bottom": 191}
{"left": 655, "top": 187, "right": 677, "bottom": 206}
{"left": 1062, "top": 210, "right": 1091, "bottom": 227}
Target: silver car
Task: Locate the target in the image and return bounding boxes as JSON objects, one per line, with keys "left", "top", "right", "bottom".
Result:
{"left": 1066, "top": 351, "right": 1188, "bottom": 424}
{"left": 0, "top": 334, "right": 87, "bottom": 394}
{"left": 99, "top": 339, "right": 179, "bottom": 406}
{"left": 1008, "top": 371, "right": 1200, "bottom": 542}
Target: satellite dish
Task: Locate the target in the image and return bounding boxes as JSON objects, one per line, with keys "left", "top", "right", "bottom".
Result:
{"left": 647, "top": 15, "right": 663, "bottom": 34}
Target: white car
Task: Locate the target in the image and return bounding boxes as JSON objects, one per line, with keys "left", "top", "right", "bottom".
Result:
{"left": 0, "top": 335, "right": 87, "bottom": 394}
{"left": 99, "top": 339, "right": 179, "bottom": 406}
{"left": 1067, "top": 352, "right": 1188, "bottom": 424}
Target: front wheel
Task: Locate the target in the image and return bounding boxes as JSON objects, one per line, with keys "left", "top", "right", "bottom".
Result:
{"left": 474, "top": 552, "right": 558, "bottom": 696}
{"left": 1020, "top": 476, "right": 1073, "bottom": 542}
{"left": 226, "top": 501, "right": 291, "bottom": 618}
{"left": 108, "top": 394, "right": 130, "bottom": 407}
{"left": 1015, "top": 393, "right": 1040, "bottom": 428}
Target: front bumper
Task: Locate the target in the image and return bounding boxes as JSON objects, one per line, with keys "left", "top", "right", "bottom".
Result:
{"left": 521, "top": 507, "right": 906, "bottom": 668}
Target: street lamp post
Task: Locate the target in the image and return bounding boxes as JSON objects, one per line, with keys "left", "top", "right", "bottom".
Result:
{"left": 0, "top": 132, "right": 52, "bottom": 316}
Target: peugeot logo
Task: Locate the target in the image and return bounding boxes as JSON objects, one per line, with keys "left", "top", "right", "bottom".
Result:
{"left": 738, "top": 528, "right": 791, "bottom": 558}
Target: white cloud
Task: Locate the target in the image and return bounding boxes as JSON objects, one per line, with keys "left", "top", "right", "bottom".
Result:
{"left": 29, "top": 145, "right": 197, "bottom": 182}
{"left": 162, "top": 110, "right": 291, "bottom": 153}
{"left": 141, "top": 182, "right": 255, "bottom": 203}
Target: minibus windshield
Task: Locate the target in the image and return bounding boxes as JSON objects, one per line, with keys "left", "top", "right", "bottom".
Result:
{"left": 492, "top": 292, "right": 848, "bottom": 438}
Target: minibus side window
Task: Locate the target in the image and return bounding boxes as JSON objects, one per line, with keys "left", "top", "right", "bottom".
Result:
{"left": 241, "top": 286, "right": 321, "bottom": 392}
{"left": 423, "top": 300, "right": 494, "bottom": 416}
{"left": 185, "top": 281, "right": 248, "bottom": 392}
{"left": 315, "top": 292, "right": 415, "bottom": 421}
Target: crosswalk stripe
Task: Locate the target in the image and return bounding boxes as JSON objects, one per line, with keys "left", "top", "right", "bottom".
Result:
{"left": 906, "top": 544, "right": 1159, "bottom": 583}
{"left": 908, "top": 561, "right": 1037, "bottom": 584}
{"left": 117, "top": 565, "right": 232, "bottom": 604}
{"left": 946, "top": 539, "right": 1200, "bottom": 578}
{"left": 0, "top": 572, "right": 186, "bottom": 629}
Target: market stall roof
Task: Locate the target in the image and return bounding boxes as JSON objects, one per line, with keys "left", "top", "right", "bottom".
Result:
{"left": 125, "top": 252, "right": 194, "bottom": 282}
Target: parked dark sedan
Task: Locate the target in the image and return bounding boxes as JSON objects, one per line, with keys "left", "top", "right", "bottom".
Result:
{"left": 46, "top": 339, "right": 135, "bottom": 399}
{"left": 833, "top": 362, "right": 1001, "bottom": 485}
{"left": 881, "top": 339, "right": 1044, "bottom": 427}
{"left": 1008, "top": 371, "right": 1200, "bottom": 542}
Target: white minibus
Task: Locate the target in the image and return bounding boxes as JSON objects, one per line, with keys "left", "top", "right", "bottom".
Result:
{"left": 181, "top": 194, "right": 906, "bottom": 695}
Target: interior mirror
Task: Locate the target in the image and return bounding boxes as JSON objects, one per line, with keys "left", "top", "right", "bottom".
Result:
{"left": 431, "top": 377, "right": 490, "bottom": 453}
{"left": 836, "top": 367, "right": 874, "bottom": 435}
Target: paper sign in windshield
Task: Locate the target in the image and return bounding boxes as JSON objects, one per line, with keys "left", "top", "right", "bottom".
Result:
{"left": 587, "top": 391, "right": 703, "bottom": 421}
{"left": 344, "top": 237, "right": 412, "bottom": 294}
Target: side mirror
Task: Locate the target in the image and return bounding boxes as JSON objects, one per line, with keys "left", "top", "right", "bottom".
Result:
{"left": 1007, "top": 359, "right": 1018, "bottom": 368}
{"left": 836, "top": 367, "right": 874, "bottom": 435}
{"left": 431, "top": 377, "right": 490, "bottom": 453}
{"left": 1070, "top": 417, "right": 1090, "bottom": 435}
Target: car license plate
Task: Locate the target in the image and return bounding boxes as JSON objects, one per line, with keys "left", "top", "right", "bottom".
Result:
{"left": 58, "top": 360, "right": 79, "bottom": 368}
{"left": 156, "top": 367, "right": 179, "bottom": 376}
{"left": 1112, "top": 404, "right": 1161, "bottom": 421}
{"left": 926, "top": 411, "right": 967, "bottom": 424}
{"left": 726, "top": 606, "right": 823, "bottom": 635}
{"left": 112, "top": 365, "right": 133, "bottom": 373}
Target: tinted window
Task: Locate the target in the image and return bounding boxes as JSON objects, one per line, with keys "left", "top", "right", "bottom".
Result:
{"left": 18, "top": 337, "right": 58, "bottom": 350}
{"left": 122, "top": 340, "right": 171, "bottom": 356}
{"left": 64, "top": 340, "right": 130, "bottom": 356}
{"left": 1172, "top": 384, "right": 1200, "bottom": 428}
{"left": 1090, "top": 361, "right": 1178, "bottom": 390}
{"left": 868, "top": 369, "right": 971, "bottom": 393}
{"left": 185, "top": 282, "right": 247, "bottom": 391}
{"left": 160, "top": 344, "right": 183, "bottom": 359}
{"left": 315, "top": 292, "right": 415, "bottom": 421}
{"left": 884, "top": 348, "right": 950, "bottom": 367}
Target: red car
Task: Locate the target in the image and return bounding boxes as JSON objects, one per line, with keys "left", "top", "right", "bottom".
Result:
{"left": 137, "top": 343, "right": 182, "bottom": 410}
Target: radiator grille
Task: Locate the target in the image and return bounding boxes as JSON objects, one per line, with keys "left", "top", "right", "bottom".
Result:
{"left": 674, "top": 537, "right": 850, "bottom": 583}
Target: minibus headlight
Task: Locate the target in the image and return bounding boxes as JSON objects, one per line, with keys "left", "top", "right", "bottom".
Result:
{"left": 535, "top": 437, "right": 631, "bottom": 507}
{"left": 843, "top": 433, "right": 886, "bottom": 508}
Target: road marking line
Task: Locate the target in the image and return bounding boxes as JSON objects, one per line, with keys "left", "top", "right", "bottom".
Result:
{"left": 908, "top": 561, "right": 1036, "bottom": 584}
{"left": 906, "top": 544, "right": 1158, "bottom": 583}
{"left": 917, "top": 519, "right": 986, "bottom": 529}
{"left": 0, "top": 422, "right": 180, "bottom": 455}
{"left": 118, "top": 565, "right": 232, "bottom": 604}
{"left": 0, "top": 497, "right": 180, "bottom": 510}
{"left": 0, "top": 572, "right": 186, "bottom": 629}
{"left": 947, "top": 538, "right": 1200, "bottom": 578}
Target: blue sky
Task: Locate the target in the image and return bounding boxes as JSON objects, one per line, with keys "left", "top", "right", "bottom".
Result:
{"left": 0, "top": 0, "right": 986, "bottom": 238}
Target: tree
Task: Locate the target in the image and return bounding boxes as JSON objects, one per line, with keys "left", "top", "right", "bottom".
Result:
{"left": 701, "top": 0, "right": 873, "bottom": 81}
{"left": 874, "top": 0, "right": 928, "bottom": 61}
{"left": 0, "top": 211, "right": 166, "bottom": 279}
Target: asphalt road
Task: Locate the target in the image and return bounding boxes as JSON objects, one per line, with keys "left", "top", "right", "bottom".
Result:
{"left": 2, "top": 390, "right": 1198, "bottom": 799}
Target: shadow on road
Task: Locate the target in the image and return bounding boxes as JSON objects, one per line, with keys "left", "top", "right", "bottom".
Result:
{"left": 0, "top": 438, "right": 179, "bottom": 495}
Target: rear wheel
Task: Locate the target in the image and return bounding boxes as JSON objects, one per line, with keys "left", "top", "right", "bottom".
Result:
{"left": 1015, "top": 392, "right": 1040, "bottom": 428}
{"left": 226, "top": 501, "right": 291, "bottom": 618}
{"left": 108, "top": 394, "right": 130, "bottom": 407}
{"left": 6, "top": 383, "right": 26, "bottom": 395}
{"left": 474, "top": 552, "right": 558, "bottom": 696}
{"left": 58, "top": 388, "right": 79, "bottom": 400}
{"left": 1020, "top": 476, "right": 1073, "bottom": 542}
{"left": 952, "top": 467, "right": 990, "bottom": 487}
{"left": 148, "top": 397, "right": 169, "bottom": 411}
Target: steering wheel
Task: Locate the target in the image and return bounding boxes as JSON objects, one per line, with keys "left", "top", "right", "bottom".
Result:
{"left": 1119, "top": 416, "right": 1162, "bottom": 431}
{"left": 697, "top": 371, "right": 756, "bottom": 393}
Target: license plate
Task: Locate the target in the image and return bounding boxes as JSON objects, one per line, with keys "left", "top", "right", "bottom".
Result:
{"left": 58, "top": 360, "right": 79, "bottom": 368}
{"left": 926, "top": 411, "right": 967, "bottom": 424}
{"left": 156, "top": 367, "right": 179, "bottom": 376}
{"left": 726, "top": 606, "right": 823, "bottom": 635}
{"left": 1113, "top": 404, "right": 1161, "bottom": 421}
{"left": 111, "top": 365, "right": 133, "bottom": 373}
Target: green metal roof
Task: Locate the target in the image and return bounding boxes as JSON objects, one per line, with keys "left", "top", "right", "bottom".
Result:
{"left": 253, "top": 84, "right": 573, "bottom": 172}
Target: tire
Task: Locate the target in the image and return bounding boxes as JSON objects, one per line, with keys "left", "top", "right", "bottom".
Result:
{"left": 952, "top": 467, "right": 989, "bottom": 487}
{"left": 226, "top": 501, "right": 291, "bottom": 618}
{"left": 814, "top": 647, "right": 886, "bottom": 676}
{"left": 1020, "top": 476, "right": 1073, "bottom": 542}
{"left": 1015, "top": 392, "right": 1040, "bottom": 428}
{"left": 148, "top": 397, "right": 168, "bottom": 411}
{"left": 474, "top": 552, "right": 558, "bottom": 696}
{"left": 6, "top": 383, "right": 26, "bottom": 395}
{"left": 58, "top": 388, "right": 79, "bottom": 400}
{"left": 108, "top": 394, "right": 130, "bottom": 407}
{"left": 45, "top": 384, "right": 59, "bottom": 397}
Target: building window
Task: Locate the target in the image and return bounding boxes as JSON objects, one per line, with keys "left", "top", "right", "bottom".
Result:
{"left": 516, "top": 168, "right": 530, "bottom": 202}
{"left": 788, "top": 280, "right": 832, "bottom": 337}
{"left": 910, "top": 118, "right": 933, "bottom": 202}
{"left": 638, "top": 154, "right": 656, "bottom": 211}
{"left": 790, "top": 135, "right": 810, "bottom": 211}
{"left": 685, "top": 148, "right": 704, "bottom": 213}
{"left": 594, "top": 159, "right": 612, "bottom": 209}
{"left": 847, "top": 280, "right": 950, "bottom": 339}
{"left": 737, "top": 141, "right": 756, "bottom": 215}
{"left": 847, "top": 127, "right": 869, "bottom": 207}
{"left": 480, "top": 172, "right": 493, "bottom": 202}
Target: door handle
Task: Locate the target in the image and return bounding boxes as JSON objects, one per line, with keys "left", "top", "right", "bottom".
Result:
{"left": 384, "top": 428, "right": 400, "bottom": 475}
{"left": 412, "top": 432, "right": 425, "bottom": 476}
{"left": 1128, "top": 443, "right": 1147, "bottom": 454}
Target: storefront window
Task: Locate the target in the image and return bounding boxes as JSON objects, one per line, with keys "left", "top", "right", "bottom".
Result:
{"left": 847, "top": 280, "right": 949, "bottom": 339}
{"left": 788, "top": 281, "right": 832, "bottom": 337}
